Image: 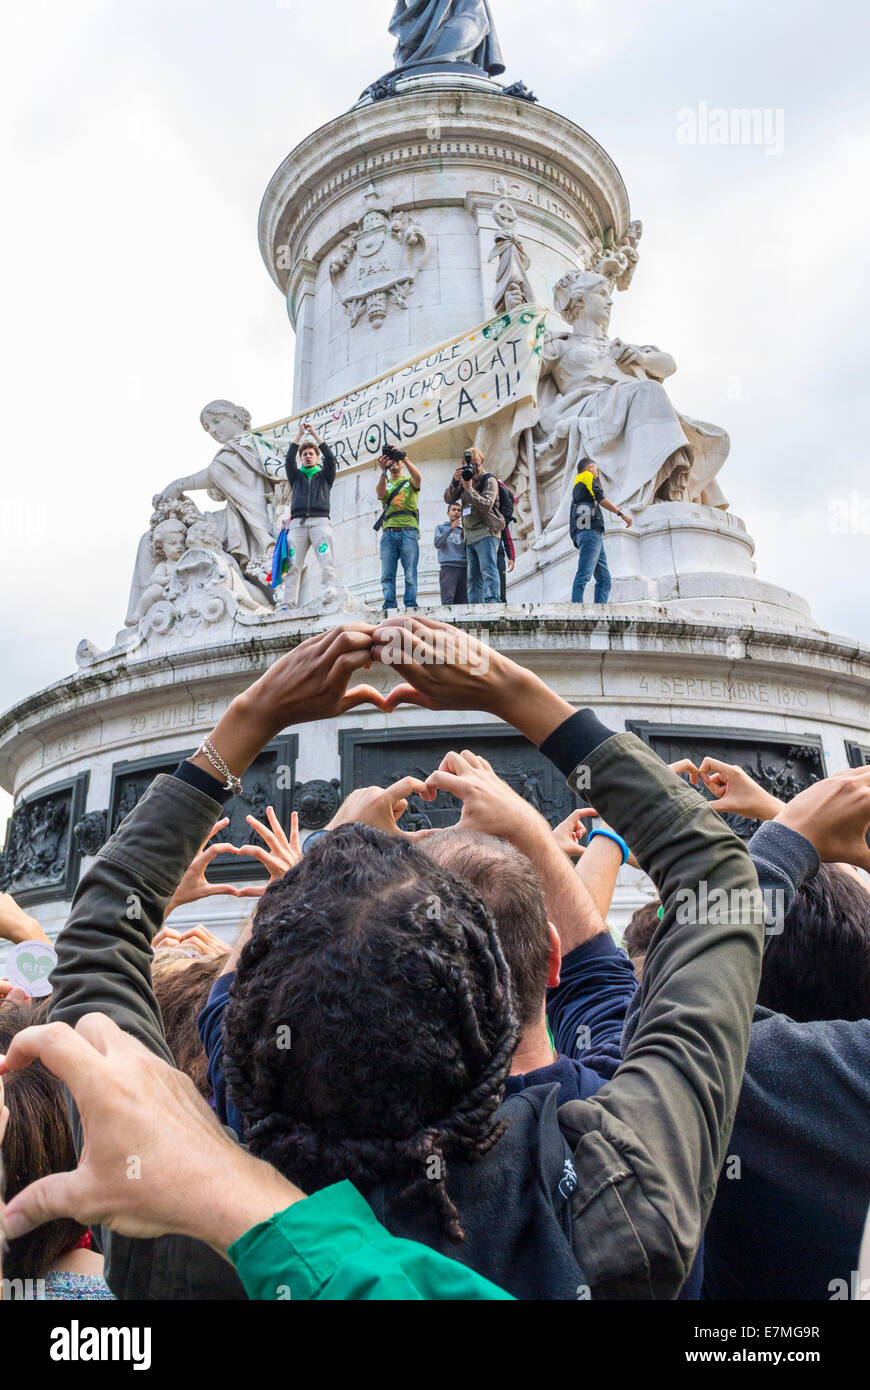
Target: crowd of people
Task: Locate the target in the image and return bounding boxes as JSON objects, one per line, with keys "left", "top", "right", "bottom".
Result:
{"left": 1, "top": 616, "right": 869, "bottom": 1302}
{"left": 274, "top": 432, "right": 624, "bottom": 612}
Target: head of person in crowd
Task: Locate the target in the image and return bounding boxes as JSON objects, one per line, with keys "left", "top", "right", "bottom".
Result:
{"left": 758, "top": 863, "right": 870, "bottom": 1022}
{"left": 152, "top": 951, "right": 224, "bottom": 1098}
{"left": 622, "top": 900, "right": 662, "bottom": 979}
{"left": 447, "top": 502, "right": 463, "bottom": 527}
{"left": 422, "top": 829, "right": 560, "bottom": 1056}
{"left": 0, "top": 1003, "right": 88, "bottom": 1282}
{"left": 222, "top": 824, "right": 518, "bottom": 1242}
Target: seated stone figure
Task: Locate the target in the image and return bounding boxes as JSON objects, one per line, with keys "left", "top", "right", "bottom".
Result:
{"left": 493, "top": 270, "right": 731, "bottom": 546}
{"left": 156, "top": 400, "right": 276, "bottom": 581}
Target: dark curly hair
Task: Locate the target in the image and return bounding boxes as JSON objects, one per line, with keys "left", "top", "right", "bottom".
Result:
{"left": 222, "top": 824, "right": 519, "bottom": 1241}
{"left": 759, "top": 863, "right": 870, "bottom": 1022}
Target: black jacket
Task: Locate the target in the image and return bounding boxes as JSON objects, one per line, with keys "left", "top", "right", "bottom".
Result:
{"left": 285, "top": 443, "right": 337, "bottom": 520}
{"left": 368, "top": 1083, "right": 585, "bottom": 1300}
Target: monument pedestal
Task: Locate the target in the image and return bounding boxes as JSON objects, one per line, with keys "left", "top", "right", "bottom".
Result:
{"left": 510, "top": 503, "right": 814, "bottom": 629}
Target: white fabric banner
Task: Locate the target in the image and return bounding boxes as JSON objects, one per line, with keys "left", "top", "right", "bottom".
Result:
{"left": 240, "top": 306, "right": 549, "bottom": 478}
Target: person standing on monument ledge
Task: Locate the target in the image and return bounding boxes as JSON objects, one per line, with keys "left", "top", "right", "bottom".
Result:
{"left": 444, "top": 449, "right": 505, "bottom": 604}
{"left": 376, "top": 447, "right": 423, "bottom": 614}
{"left": 570, "top": 459, "right": 632, "bottom": 605}
{"left": 278, "top": 421, "right": 339, "bottom": 609}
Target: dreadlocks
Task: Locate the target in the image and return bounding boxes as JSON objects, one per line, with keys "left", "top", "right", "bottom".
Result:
{"left": 223, "top": 824, "right": 519, "bottom": 1241}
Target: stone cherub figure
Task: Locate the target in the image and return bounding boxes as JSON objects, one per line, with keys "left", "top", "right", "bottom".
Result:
{"left": 126, "top": 501, "right": 268, "bottom": 635}
{"left": 130, "top": 518, "right": 188, "bottom": 623}
{"left": 514, "top": 270, "right": 731, "bottom": 543}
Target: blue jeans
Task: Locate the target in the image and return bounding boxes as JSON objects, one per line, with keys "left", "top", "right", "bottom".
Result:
{"left": 572, "top": 530, "right": 612, "bottom": 603}
{"left": 467, "top": 534, "right": 501, "bottom": 603}
{"left": 380, "top": 528, "right": 419, "bottom": 609}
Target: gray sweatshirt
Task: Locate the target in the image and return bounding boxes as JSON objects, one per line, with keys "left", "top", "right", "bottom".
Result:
{"left": 434, "top": 520, "right": 467, "bottom": 567}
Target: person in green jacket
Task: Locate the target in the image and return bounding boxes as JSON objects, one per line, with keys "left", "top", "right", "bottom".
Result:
{"left": 0, "top": 1012, "right": 511, "bottom": 1301}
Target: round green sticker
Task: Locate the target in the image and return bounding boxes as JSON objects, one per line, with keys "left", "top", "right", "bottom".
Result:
{"left": 317, "top": 542, "right": 329, "bottom": 555}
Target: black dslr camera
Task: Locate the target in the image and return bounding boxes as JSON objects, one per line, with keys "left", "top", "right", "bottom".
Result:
{"left": 381, "top": 444, "right": 407, "bottom": 468}
{"left": 461, "top": 449, "right": 475, "bottom": 482}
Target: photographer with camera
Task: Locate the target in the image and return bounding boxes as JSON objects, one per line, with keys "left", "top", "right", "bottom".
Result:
{"left": 375, "top": 445, "right": 422, "bottom": 613}
{"left": 279, "top": 420, "right": 339, "bottom": 608}
{"left": 443, "top": 449, "right": 505, "bottom": 605}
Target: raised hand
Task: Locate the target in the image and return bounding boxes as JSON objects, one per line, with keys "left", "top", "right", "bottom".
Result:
{"left": 425, "top": 750, "right": 551, "bottom": 845}
{"left": 774, "top": 767, "right": 870, "bottom": 869}
{"left": 233, "top": 809, "right": 304, "bottom": 890}
{"left": 374, "top": 616, "right": 574, "bottom": 746}
{"left": 152, "top": 924, "right": 231, "bottom": 958}
{"left": 189, "top": 625, "right": 389, "bottom": 788}
{"left": 164, "top": 819, "right": 242, "bottom": 916}
{"left": 552, "top": 808, "right": 597, "bottom": 858}
{"left": 0, "top": 979, "right": 32, "bottom": 1007}
{"left": 326, "top": 778, "right": 435, "bottom": 837}
{"left": 669, "top": 757, "right": 784, "bottom": 822}
{"left": 0, "top": 1014, "right": 302, "bottom": 1251}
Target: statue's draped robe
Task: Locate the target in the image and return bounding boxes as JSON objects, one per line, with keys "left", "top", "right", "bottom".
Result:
{"left": 535, "top": 334, "right": 729, "bottom": 532}
{"left": 125, "top": 440, "right": 275, "bottom": 626}
{"left": 389, "top": 0, "right": 505, "bottom": 74}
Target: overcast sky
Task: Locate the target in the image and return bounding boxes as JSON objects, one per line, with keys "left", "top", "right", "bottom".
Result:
{"left": 2, "top": 0, "right": 869, "bottom": 829}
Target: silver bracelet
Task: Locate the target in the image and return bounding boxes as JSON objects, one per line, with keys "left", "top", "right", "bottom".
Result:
{"left": 195, "top": 737, "right": 243, "bottom": 796}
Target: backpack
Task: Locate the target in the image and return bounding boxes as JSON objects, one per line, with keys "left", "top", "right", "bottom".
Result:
{"left": 496, "top": 480, "right": 516, "bottom": 527}
{"left": 474, "top": 472, "right": 506, "bottom": 535}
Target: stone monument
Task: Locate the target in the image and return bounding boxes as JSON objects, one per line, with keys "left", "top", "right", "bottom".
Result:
{"left": 2, "top": 6, "right": 869, "bottom": 953}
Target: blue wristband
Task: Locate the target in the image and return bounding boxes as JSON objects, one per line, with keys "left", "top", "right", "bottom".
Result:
{"left": 303, "top": 829, "right": 329, "bottom": 854}
{"left": 587, "top": 828, "right": 630, "bottom": 866}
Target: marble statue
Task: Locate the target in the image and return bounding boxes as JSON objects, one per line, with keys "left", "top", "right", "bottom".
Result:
{"left": 141, "top": 512, "right": 268, "bottom": 640}
{"left": 124, "top": 496, "right": 269, "bottom": 644}
{"left": 491, "top": 270, "right": 730, "bottom": 545}
{"left": 155, "top": 401, "right": 277, "bottom": 578}
{"left": 489, "top": 197, "right": 534, "bottom": 315}
{"left": 389, "top": 0, "right": 505, "bottom": 74}
{"left": 130, "top": 518, "right": 188, "bottom": 623}
{"left": 592, "top": 221, "right": 644, "bottom": 292}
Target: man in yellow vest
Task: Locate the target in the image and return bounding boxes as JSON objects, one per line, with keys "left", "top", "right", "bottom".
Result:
{"left": 570, "top": 459, "right": 632, "bottom": 603}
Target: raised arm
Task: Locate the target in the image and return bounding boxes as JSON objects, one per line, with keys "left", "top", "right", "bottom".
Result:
{"left": 372, "top": 615, "right": 765, "bottom": 1298}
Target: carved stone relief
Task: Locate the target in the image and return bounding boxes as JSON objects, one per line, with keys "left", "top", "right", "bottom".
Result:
{"left": 627, "top": 725, "right": 824, "bottom": 839}
{"left": 108, "top": 740, "right": 298, "bottom": 881}
{"left": 340, "top": 727, "right": 580, "bottom": 831}
{"left": 0, "top": 775, "right": 89, "bottom": 905}
{"left": 330, "top": 198, "right": 429, "bottom": 328}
